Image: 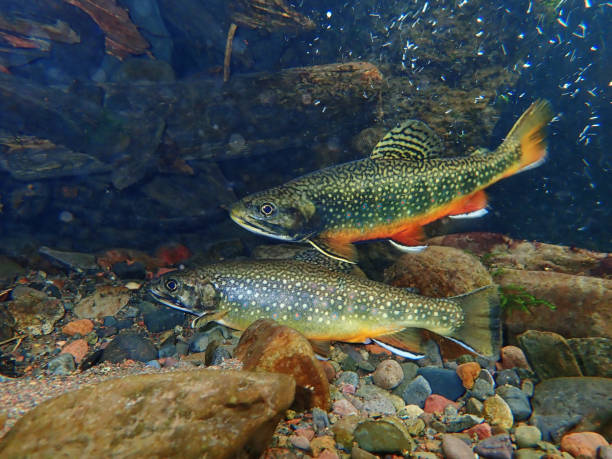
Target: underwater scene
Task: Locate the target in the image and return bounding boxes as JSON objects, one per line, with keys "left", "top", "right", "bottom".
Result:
{"left": 0, "top": 0, "right": 610, "bottom": 457}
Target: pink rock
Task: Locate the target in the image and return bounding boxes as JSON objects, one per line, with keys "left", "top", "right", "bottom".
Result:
{"left": 60, "top": 339, "right": 88, "bottom": 363}
{"left": 62, "top": 319, "right": 94, "bottom": 337}
{"left": 560, "top": 432, "right": 608, "bottom": 459}
{"left": 289, "top": 434, "right": 310, "bottom": 451}
{"left": 317, "top": 449, "right": 340, "bottom": 459}
{"left": 463, "top": 423, "right": 492, "bottom": 441}
{"left": 424, "top": 394, "right": 458, "bottom": 414}
{"left": 295, "top": 428, "right": 315, "bottom": 441}
{"left": 500, "top": 346, "right": 530, "bottom": 370}
{"left": 333, "top": 399, "right": 358, "bottom": 417}
{"left": 340, "top": 383, "right": 356, "bottom": 395}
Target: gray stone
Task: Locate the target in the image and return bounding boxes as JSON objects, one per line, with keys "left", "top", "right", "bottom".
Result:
{"left": 515, "top": 449, "right": 544, "bottom": 459}
{"left": 598, "top": 445, "right": 612, "bottom": 459}
{"left": 372, "top": 359, "right": 404, "bottom": 390}
{"left": 210, "top": 347, "right": 232, "bottom": 366}
{"left": 393, "top": 375, "right": 431, "bottom": 408}
{"left": 530, "top": 377, "right": 612, "bottom": 441}
{"left": 353, "top": 417, "right": 414, "bottom": 453}
{"left": 441, "top": 434, "right": 474, "bottom": 459}
{"left": 312, "top": 407, "right": 330, "bottom": 432}
{"left": 471, "top": 378, "right": 495, "bottom": 401}
{"left": 363, "top": 396, "right": 396, "bottom": 416}
{"left": 336, "top": 371, "right": 360, "bottom": 388}
{"left": 444, "top": 414, "right": 484, "bottom": 433}
{"left": 518, "top": 330, "right": 582, "bottom": 380}
{"left": 496, "top": 384, "right": 532, "bottom": 421}
{"left": 521, "top": 379, "right": 535, "bottom": 397}
{"left": 495, "top": 369, "right": 521, "bottom": 387}
{"left": 46, "top": 353, "right": 75, "bottom": 375}
{"left": 466, "top": 397, "right": 484, "bottom": 416}
{"left": 473, "top": 433, "right": 513, "bottom": 459}
{"left": 101, "top": 332, "right": 158, "bottom": 363}
{"left": 515, "top": 425, "right": 541, "bottom": 449}
{"left": 417, "top": 367, "right": 465, "bottom": 401}
{"left": 567, "top": 337, "right": 612, "bottom": 378}
{"left": 188, "top": 332, "right": 210, "bottom": 353}
{"left": 400, "top": 362, "right": 419, "bottom": 381}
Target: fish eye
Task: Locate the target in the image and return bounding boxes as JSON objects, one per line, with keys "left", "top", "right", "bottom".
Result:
{"left": 165, "top": 278, "right": 179, "bottom": 292}
{"left": 260, "top": 202, "right": 276, "bottom": 217}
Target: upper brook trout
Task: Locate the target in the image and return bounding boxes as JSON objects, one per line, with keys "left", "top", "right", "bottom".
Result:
{"left": 229, "top": 100, "right": 554, "bottom": 262}
{"left": 149, "top": 259, "right": 501, "bottom": 358}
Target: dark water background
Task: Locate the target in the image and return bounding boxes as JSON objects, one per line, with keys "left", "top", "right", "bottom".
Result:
{"left": 0, "top": 0, "right": 609, "bottom": 256}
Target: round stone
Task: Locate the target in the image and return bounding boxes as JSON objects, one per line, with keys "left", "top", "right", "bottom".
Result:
{"left": 372, "top": 359, "right": 404, "bottom": 390}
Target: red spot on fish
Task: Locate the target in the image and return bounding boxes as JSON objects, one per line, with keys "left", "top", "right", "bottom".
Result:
{"left": 156, "top": 243, "right": 191, "bottom": 266}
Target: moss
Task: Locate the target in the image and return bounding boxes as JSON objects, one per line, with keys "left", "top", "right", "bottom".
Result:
{"left": 499, "top": 284, "right": 556, "bottom": 314}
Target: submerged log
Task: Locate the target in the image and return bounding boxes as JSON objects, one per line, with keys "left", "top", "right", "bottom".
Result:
{"left": 0, "top": 61, "right": 382, "bottom": 186}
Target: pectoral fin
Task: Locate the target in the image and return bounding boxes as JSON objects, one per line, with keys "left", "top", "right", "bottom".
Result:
{"left": 308, "top": 237, "right": 358, "bottom": 264}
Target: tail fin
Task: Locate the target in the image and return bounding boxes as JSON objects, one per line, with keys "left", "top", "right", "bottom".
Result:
{"left": 499, "top": 99, "right": 554, "bottom": 175}
{"left": 448, "top": 285, "right": 501, "bottom": 359}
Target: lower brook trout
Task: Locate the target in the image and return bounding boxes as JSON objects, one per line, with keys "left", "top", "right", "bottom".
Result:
{"left": 149, "top": 259, "right": 501, "bottom": 359}
{"left": 229, "top": 100, "right": 554, "bottom": 262}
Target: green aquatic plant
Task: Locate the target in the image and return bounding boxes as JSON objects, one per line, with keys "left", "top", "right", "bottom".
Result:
{"left": 499, "top": 284, "right": 556, "bottom": 314}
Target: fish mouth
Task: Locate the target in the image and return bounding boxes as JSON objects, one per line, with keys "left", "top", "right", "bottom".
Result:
{"left": 149, "top": 288, "right": 200, "bottom": 316}
{"left": 229, "top": 206, "right": 296, "bottom": 241}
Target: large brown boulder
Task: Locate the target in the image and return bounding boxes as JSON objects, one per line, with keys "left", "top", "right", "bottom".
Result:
{"left": 235, "top": 319, "right": 330, "bottom": 411}
{"left": 0, "top": 369, "right": 295, "bottom": 458}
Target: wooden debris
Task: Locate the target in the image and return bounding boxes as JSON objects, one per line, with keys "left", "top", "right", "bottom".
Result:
{"left": 224, "top": 23, "right": 238, "bottom": 83}
{"left": 230, "top": 0, "right": 315, "bottom": 32}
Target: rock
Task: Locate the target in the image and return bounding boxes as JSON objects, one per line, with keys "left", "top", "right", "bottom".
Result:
{"left": 62, "top": 319, "right": 94, "bottom": 336}
{"left": 0, "top": 307, "right": 15, "bottom": 342}
{"left": 599, "top": 445, "right": 612, "bottom": 459}
{"left": 332, "top": 414, "right": 360, "bottom": 451}
{"left": 495, "top": 369, "right": 521, "bottom": 387}
{"left": 310, "top": 436, "right": 335, "bottom": 457}
{"left": 483, "top": 395, "right": 514, "bottom": 431}
{"left": 441, "top": 434, "right": 474, "bottom": 459}
{"left": 496, "top": 384, "right": 531, "bottom": 422}
{"left": 6, "top": 286, "right": 64, "bottom": 336}
{"left": 463, "top": 422, "right": 492, "bottom": 440}
{"left": 362, "top": 396, "right": 396, "bottom": 416}
{"left": 333, "top": 399, "right": 359, "bottom": 417}
{"left": 290, "top": 435, "right": 310, "bottom": 451}
{"left": 46, "top": 353, "right": 75, "bottom": 375}
{"left": 500, "top": 345, "right": 531, "bottom": 370}
{"left": 372, "top": 359, "right": 404, "bottom": 390}
{"left": 531, "top": 377, "right": 612, "bottom": 440}
{"left": 320, "top": 360, "right": 336, "bottom": 382}
{"left": 518, "top": 330, "right": 583, "bottom": 380}
{"left": 473, "top": 433, "right": 513, "bottom": 459}
{"left": 498, "top": 269, "right": 612, "bottom": 340}
{"left": 101, "top": 332, "right": 158, "bottom": 363}
{"left": 417, "top": 367, "right": 465, "bottom": 401}
{"left": 336, "top": 371, "right": 360, "bottom": 388}
{"left": 312, "top": 407, "right": 330, "bottom": 432}
{"left": 60, "top": 339, "right": 88, "bottom": 364}
{"left": 234, "top": 319, "right": 330, "bottom": 410}
{"left": 353, "top": 417, "right": 414, "bottom": 454}
{"left": 456, "top": 362, "right": 481, "bottom": 389}
{"left": 424, "top": 394, "right": 458, "bottom": 414}
{"left": 350, "top": 445, "right": 378, "bottom": 459}
{"left": 188, "top": 332, "right": 211, "bottom": 353}
{"left": 561, "top": 432, "right": 608, "bottom": 459}
{"left": 466, "top": 397, "right": 484, "bottom": 416}
{"left": 74, "top": 285, "right": 130, "bottom": 319}
{"left": 567, "top": 337, "right": 612, "bottom": 378}
{"left": 384, "top": 246, "right": 493, "bottom": 297}
{"left": 515, "top": 448, "right": 545, "bottom": 459}
{"left": 515, "top": 425, "right": 542, "bottom": 449}
{"left": 0, "top": 369, "right": 294, "bottom": 457}
{"left": 445, "top": 414, "right": 484, "bottom": 433}
{"left": 142, "top": 305, "right": 185, "bottom": 333}
{"left": 400, "top": 362, "right": 419, "bottom": 381}
{"left": 393, "top": 375, "right": 431, "bottom": 408}
{"left": 521, "top": 379, "right": 535, "bottom": 397}
{"left": 110, "top": 261, "right": 146, "bottom": 279}
{"left": 0, "top": 255, "right": 25, "bottom": 280}
{"left": 38, "top": 246, "right": 97, "bottom": 273}
{"left": 400, "top": 404, "right": 424, "bottom": 419}
{"left": 471, "top": 378, "right": 495, "bottom": 401}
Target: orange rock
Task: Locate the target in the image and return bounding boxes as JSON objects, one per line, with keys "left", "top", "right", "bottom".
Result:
{"left": 560, "top": 432, "right": 608, "bottom": 459}
{"left": 423, "top": 394, "right": 458, "bottom": 414}
{"left": 62, "top": 319, "right": 94, "bottom": 336}
{"left": 60, "top": 339, "right": 88, "bottom": 363}
{"left": 319, "top": 360, "right": 336, "bottom": 382}
{"left": 500, "top": 346, "right": 531, "bottom": 370}
{"left": 463, "top": 422, "right": 492, "bottom": 440}
{"left": 310, "top": 436, "right": 336, "bottom": 457}
{"left": 456, "top": 362, "right": 481, "bottom": 389}
{"left": 234, "top": 319, "right": 330, "bottom": 410}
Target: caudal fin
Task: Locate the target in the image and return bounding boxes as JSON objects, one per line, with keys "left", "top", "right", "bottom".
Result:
{"left": 448, "top": 285, "right": 501, "bottom": 359}
{"left": 499, "top": 99, "right": 554, "bottom": 176}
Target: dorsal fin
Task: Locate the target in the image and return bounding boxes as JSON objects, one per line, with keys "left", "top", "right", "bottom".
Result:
{"left": 371, "top": 120, "right": 444, "bottom": 161}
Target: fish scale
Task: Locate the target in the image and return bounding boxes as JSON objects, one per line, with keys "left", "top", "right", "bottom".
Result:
{"left": 150, "top": 259, "right": 501, "bottom": 358}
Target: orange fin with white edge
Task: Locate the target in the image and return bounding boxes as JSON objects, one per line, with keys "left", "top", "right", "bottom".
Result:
{"left": 372, "top": 328, "right": 427, "bottom": 359}
{"left": 308, "top": 237, "right": 358, "bottom": 264}
{"left": 500, "top": 99, "right": 554, "bottom": 175}
{"left": 390, "top": 225, "right": 425, "bottom": 247}
{"left": 448, "top": 191, "right": 488, "bottom": 218}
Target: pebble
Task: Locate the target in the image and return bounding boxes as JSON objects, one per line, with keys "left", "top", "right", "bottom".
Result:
{"left": 471, "top": 378, "right": 495, "bottom": 401}
{"left": 353, "top": 417, "right": 414, "bottom": 453}
{"left": 515, "top": 425, "right": 542, "bottom": 448}
{"left": 61, "top": 319, "right": 94, "bottom": 337}
{"left": 495, "top": 369, "right": 521, "bottom": 387}
{"left": 319, "top": 360, "right": 336, "bottom": 382}
{"left": 560, "top": 432, "right": 608, "bottom": 459}
{"left": 289, "top": 434, "right": 310, "bottom": 451}
{"left": 456, "top": 361, "right": 481, "bottom": 389}
{"left": 333, "top": 399, "right": 359, "bottom": 417}
{"left": 466, "top": 397, "right": 484, "bottom": 416}
{"left": 393, "top": 375, "right": 431, "bottom": 408}
{"left": 483, "top": 395, "right": 514, "bottom": 430}
{"left": 111, "top": 261, "right": 146, "bottom": 279}
{"left": 142, "top": 307, "right": 185, "bottom": 333}
{"left": 398, "top": 404, "right": 424, "bottom": 419}
{"left": 441, "top": 434, "right": 474, "bottom": 459}
{"left": 124, "top": 281, "right": 141, "bottom": 290}
{"left": 417, "top": 367, "right": 465, "bottom": 401}
{"left": 500, "top": 346, "right": 531, "bottom": 370}
{"left": 599, "top": 445, "right": 612, "bottom": 459}
{"left": 145, "top": 360, "right": 161, "bottom": 369}
{"left": 515, "top": 448, "right": 545, "bottom": 459}
{"left": 518, "top": 330, "right": 582, "bottom": 380}
{"left": 101, "top": 332, "right": 158, "bottom": 363}
{"left": 60, "top": 339, "right": 88, "bottom": 363}
{"left": 336, "top": 371, "right": 359, "bottom": 388}
{"left": 474, "top": 433, "right": 513, "bottom": 459}
{"left": 372, "top": 359, "right": 404, "bottom": 390}
{"left": 495, "top": 384, "right": 532, "bottom": 421}
{"left": 312, "top": 407, "right": 330, "bottom": 432}
{"left": 521, "top": 379, "right": 535, "bottom": 397}
{"left": 295, "top": 427, "right": 315, "bottom": 441}
{"left": 363, "top": 396, "right": 396, "bottom": 415}
{"left": 317, "top": 449, "right": 339, "bottom": 459}
{"left": 445, "top": 414, "right": 483, "bottom": 433}
{"left": 350, "top": 446, "right": 378, "bottom": 459}
{"left": 463, "top": 422, "right": 492, "bottom": 440}
{"left": 400, "top": 362, "right": 419, "bottom": 381}
{"left": 188, "top": 333, "right": 210, "bottom": 353}
{"left": 310, "top": 436, "right": 335, "bottom": 457}
{"left": 424, "top": 394, "right": 458, "bottom": 414}
{"left": 46, "top": 353, "right": 75, "bottom": 375}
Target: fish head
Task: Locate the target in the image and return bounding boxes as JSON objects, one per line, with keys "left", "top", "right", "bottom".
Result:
{"left": 229, "top": 188, "right": 319, "bottom": 241}
{"left": 149, "top": 271, "right": 219, "bottom": 315}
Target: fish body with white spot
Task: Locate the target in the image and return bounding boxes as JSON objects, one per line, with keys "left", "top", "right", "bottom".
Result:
{"left": 229, "top": 100, "right": 554, "bottom": 262}
{"left": 150, "top": 259, "right": 501, "bottom": 358}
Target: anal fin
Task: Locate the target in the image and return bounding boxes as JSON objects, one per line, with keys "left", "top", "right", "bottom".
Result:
{"left": 308, "top": 237, "right": 358, "bottom": 264}
{"left": 373, "top": 328, "right": 427, "bottom": 359}
{"left": 447, "top": 190, "right": 488, "bottom": 217}
{"left": 309, "top": 340, "right": 332, "bottom": 358}
{"left": 390, "top": 225, "right": 426, "bottom": 247}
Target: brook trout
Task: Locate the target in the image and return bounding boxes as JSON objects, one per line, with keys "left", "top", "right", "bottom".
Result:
{"left": 149, "top": 259, "right": 501, "bottom": 358}
{"left": 229, "top": 100, "right": 553, "bottom": 262}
